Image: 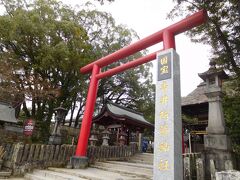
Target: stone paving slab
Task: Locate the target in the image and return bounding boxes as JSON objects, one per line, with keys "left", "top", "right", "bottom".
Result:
{"left": 128, "top": 153, "right": 153, "bottom": 165}
{"left": 91, "top": 165, "right": 152, "bottom": 180}
{"left": 129, "top": 156, "right": 153, "bottom": 160}
{"left": 130, "top": 156, "right": 153, "bottom": 160}
{"left": 25, "top": 173, "right": 51, "bottom": 180}
{"left": 106, "top": 160, "right": 153, "bottom": 169}
{"left": 92, "top": 162, "right": 152, "bottom": 179}
{"left": 48, "top": 167, "right": 145, "bottom": 180}
{"left": 134, "top": 153, "right": 154, "bottom": 157}
{"left": 32, "top": 169, "right": 86, "bottom": 180}
{"left": 128, "top": 159, "right": 153, "bottom": 165}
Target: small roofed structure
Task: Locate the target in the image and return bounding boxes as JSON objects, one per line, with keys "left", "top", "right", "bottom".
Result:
{"left": 181, "top": 82, "right": 209, "bottom": 153}
{"left": 93, "top": 101, "right": 153, "bottom": 146}
{"left": 181, "top": 60, "right": 229, "bottom": 153}
{"left": 0, "top": 102, "right": 17, "bottom": 123}
{"left": 93, "top": 102, "right": 153, "bottom": 130}
{"left": 182, "top": 82, "right": 208, "bottom": 124}
{"left": 182, "top": 60, "right": 229, "bottom": 133}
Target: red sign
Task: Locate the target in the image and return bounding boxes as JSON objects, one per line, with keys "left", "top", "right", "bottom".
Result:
{"left": 23, "top": 119, "right": 34, "bottom": 136}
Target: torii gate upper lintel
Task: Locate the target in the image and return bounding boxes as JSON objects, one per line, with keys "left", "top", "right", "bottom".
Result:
{"left": 75, "top": 10, "right": 208, "bottom": 157}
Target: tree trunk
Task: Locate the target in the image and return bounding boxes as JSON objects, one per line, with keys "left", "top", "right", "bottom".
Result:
{"left": 22, "top": 101, "right": 30, "bottom": 118}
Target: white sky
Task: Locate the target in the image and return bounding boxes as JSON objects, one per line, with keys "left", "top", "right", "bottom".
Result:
{"left": 62, "top": 0, "right": 211, "bottom": 96}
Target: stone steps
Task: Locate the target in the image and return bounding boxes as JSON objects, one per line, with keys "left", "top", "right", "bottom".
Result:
{"left": 23, "top": 153, "right": 153, "bottom": 180}
{"left": 0, "top": 171, "right": 12, "bottom": 178}
{"left": 128, "top": 153, "right": 153, "bottom": 165}
{"left": 25, "top": 173, "right": 52, "bottom": 180}
{"left": 25, "top": 169, "right": 86, "bottom": 180}
{"left": 48, "top": 167, "right": 145, "bottom": 180}
{"left": 92, "top": 161, "right": 152, "bottom": 179}
{"left": 128, "top": 159, "right": 153, "bottom": 165}
{"left": 105, "top": 160, "right": 153, "bottom": 169}
{"left": 131, "top": 153, "right": 153, "bottom": 158}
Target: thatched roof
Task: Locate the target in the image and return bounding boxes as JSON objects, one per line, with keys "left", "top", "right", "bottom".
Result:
{"left": 0, "top": 102, "right": 17, "bottom": 123}
{"left": 181, "top": 82, "right": 208, "bottom": 117}
{"left": 181, "top": 82, "right": 208, "bottom": 106}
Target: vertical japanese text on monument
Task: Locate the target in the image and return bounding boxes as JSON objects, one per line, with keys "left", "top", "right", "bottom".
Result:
{"left": 158, "top": 53, "right": 171, "bottom": 81}
{"left": 158, "top": 79, "right": 171, "bottom": 171}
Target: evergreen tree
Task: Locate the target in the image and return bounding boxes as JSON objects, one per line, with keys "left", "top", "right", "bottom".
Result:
{"left": 0, "top": 0, "right": 155, "bottom": 141}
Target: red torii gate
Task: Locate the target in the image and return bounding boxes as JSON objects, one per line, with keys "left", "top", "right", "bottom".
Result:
{"left": 76, "top": 10, "right": 207, "bottom": 157}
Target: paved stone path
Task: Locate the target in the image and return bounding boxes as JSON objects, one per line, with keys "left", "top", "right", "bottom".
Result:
{"left": 10, "top": 153, "right": 153, "bottom": 180}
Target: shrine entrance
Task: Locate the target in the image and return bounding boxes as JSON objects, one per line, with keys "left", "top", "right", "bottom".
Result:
{"left": 71, "top": 10, "right": 208, "bottom": 173}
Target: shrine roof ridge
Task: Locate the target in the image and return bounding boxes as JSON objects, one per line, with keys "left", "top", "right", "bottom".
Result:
{"left": 106, "top": 102, "right": 153, "bottom": 126}
{"left": 106, "top": 101, "right": 144, "bottom": 116}
{"left": 181, "top": 82, "right": 208, "bottom": 106}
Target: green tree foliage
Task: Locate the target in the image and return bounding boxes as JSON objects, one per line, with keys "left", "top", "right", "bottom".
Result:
{"left": 223, "top": 79, "right": 240, "bottom": 152}
{"left": 0, "top": 0, "right": 155, "bottom": 142}
{"left": 169, "top": 0, "right": 240, "bottom": 150}
{"left": 223, "top": 93, "right": 240, "bottom": 153}
{"left": 97, "top": 60, "right": 155, "bottom": 123}
{"left": 71, "top": 5, "right": 155, "bottom": 125}
{"left": 0, "top": 0, "right": 94, "bottom": 141}
{"left": 169, "top": 1, "right": 240, "bottom": 76}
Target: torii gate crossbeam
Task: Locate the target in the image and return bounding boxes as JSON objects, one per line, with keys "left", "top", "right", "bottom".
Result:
{"left": 75, "top": 10, "right": 207, "bottom": 157}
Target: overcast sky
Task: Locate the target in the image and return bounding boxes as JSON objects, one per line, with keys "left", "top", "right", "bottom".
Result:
{"left": 62, "top": 0, "right": 211, "bottom": 96}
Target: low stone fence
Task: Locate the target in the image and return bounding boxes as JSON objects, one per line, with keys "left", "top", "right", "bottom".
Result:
{"left": 2, "top": 143, "right": 76, "bottom": 175}
{"left": 87, "top": 143, "right": 138, "bottom": 163}
{"left": 216, "top": 170, "right": 240, "bottom": 180}
{"left": 182, "top": 153, "right": 240, "bottom": 180}
{"left": 183, "top": 153, "right": 204, "bottom": 180}
{"left": 0, "top": 143, "right": 138, "bottom": 175}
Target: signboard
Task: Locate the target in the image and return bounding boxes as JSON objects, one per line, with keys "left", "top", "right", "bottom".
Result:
{"left": 153, "top": 49, "right": 183, "bottom": 180}
{"left": 23, "top": 119, "right": 34, "bottom": 136}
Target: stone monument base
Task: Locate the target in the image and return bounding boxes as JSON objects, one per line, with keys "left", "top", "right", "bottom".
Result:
{"left": 204, "top": 149, "right": 234, "bottom": 171}
{"left": 68, "top": 156, "right": 89, "bottom": 169}
{"left": 204, "top": 134, "right": 235, "bottom": 179}
{"left": 48, "top": 135, "right": 62, "bottom": 145}
{"left": 204, "top": 134, "right": 232, "bottom": 150}
{"left": 216, "top": 170, "right": 240, "bottom": 180}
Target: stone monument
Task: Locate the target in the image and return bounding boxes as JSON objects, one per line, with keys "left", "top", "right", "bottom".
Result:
{"left": 153, "top": 49, "right": 183, "bottom": 180}
{"left": 198, "top": 60, "right": 234, "bottom": 177}
{"left": 49, "top": 106, "right": 67, "bottom": 145}
{"left": 89, "top": 123, "right": 99, "bottom": 146}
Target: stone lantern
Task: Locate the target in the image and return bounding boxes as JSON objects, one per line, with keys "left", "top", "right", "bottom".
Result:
{"left": 101, "top": 128, "right": 111, "bottom": 146}
{"left": 198, "top": 60, "right": 233, "bottom": 174}
{"left": 49, "top": 105, "right": 67, "bottom": 145}
{"left": 89, "top": 123, "right": 99, "bottom": 146}
{"left": 198, "top": 60, "right": 228, "bottom": 135}
{"left": 119, "top": 131, "right": 128, "bottom": 146}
